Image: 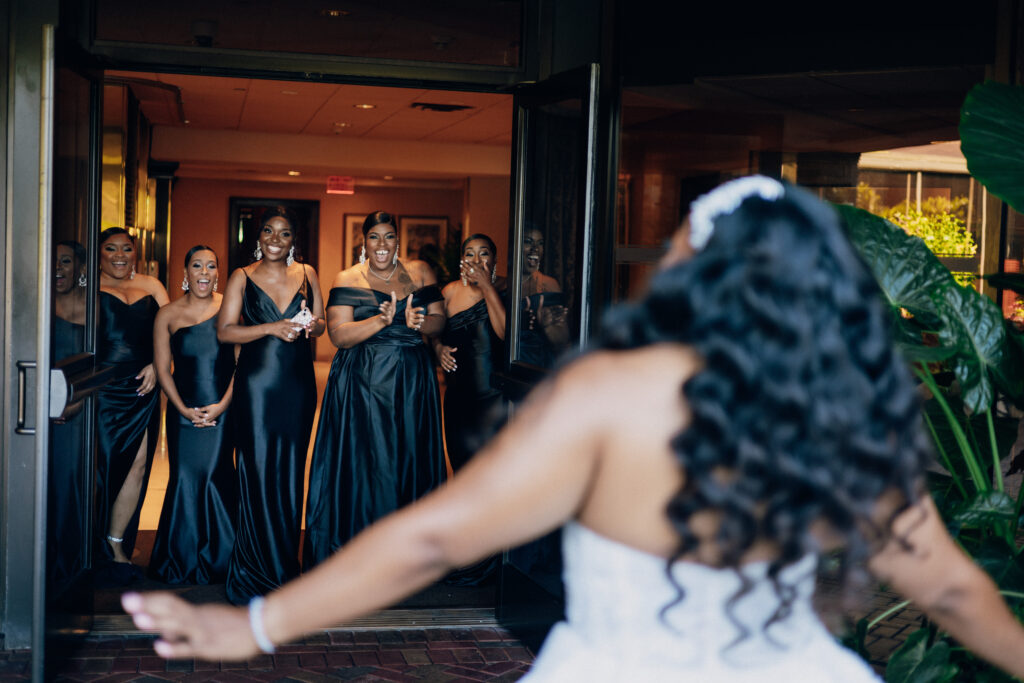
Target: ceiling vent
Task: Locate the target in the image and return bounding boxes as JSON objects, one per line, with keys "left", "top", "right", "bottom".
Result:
{"left": 410, "top": 102, "right": 473, "bottom": 113}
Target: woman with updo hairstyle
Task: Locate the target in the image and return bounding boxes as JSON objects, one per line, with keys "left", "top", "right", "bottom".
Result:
{"left": 149, "top": 245, "right": 238, "bottom": 585}
{"left": 216, "top": 205, "right": 325, "bottom": 604}
{"left": 128, "top": 178, "right": 1024, "bottom": 681}
{"left": 95, "top": 227, "right": 169, "bottom": 579}
{"left": 434, "top": 233, "right": 508, "bottom": 472}
{"left": 303, "top": 210, "right": 446, "bottom": 569}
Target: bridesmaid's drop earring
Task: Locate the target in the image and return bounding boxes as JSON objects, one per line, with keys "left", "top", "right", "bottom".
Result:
{"left": 213, "top": 280, "right": 218, "bottom": 292}
{"left": 393, "top": 244, "right": 399, "bottom": 265}
{"left": 77, "top": 273, "right": 87, "bottom": 288}
{"left": 359, "top": 246, "right": 366, "bottom": 264}
{"left": 491, "top": 267, "right": 497, "bottom": 284}
{"left": 254, "top": 243, "right": 263, "bottom": 261}
{"left": 181, "top": 275, "right": 189, "bottom": 292}
{"left": 286, "top": 245, "right": 295, "bottom": 266}
{"left": 130, "top": 265, "right": 135, "bottom": 280}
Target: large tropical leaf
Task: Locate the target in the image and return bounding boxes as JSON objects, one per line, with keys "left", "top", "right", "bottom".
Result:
{"left": 835, "top": 204, "right": 954, "bottom": 327}
{"left": 884, "top": 629, "right": 958, "bottom": 683}
{"left": 960, "top": 81, "right": 1024, "bottom": 214}
{"left": 932, "top": 281, "right": 1014, "bottom": 413}
{"left": 951, "top": 490, "right": 1016, "bottom": 529}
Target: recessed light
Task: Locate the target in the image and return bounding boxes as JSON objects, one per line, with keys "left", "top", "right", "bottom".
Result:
{"left": 287, "top": 171, "right": 301, "bottom": 176}
{"left": 383, "top": 175, "right": 393, "bottom": 180}
{"left": 282, "top": 90, "right": 299, "bottom": 95}
{"left": 333, "top": 122, "right": 351, "bottom": 127}
{"left": 353, "top": 103, "right": 376, "bottom": 110}
{"left": 320, "top": 9, "right": 351, "bottom": 18}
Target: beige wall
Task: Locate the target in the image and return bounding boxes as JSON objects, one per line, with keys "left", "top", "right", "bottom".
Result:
{"left": 170, "top": 176, "right": 508, "bottom": 360}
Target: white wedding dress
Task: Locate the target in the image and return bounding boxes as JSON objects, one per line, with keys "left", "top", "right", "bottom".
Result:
{"left": 521, "top": 521, "right": 882, "bottom": 682}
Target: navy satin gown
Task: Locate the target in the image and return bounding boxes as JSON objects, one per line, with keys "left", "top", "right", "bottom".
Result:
{"left": 519, "top": 291, "right": 565, "bottom": 369}
{"left": 303, "top": 285, "right": 446, "bottom": 569}
{"left": 95, "top": 292, "right": 161, "bottom": 562}
{"left": 441, "top": 295, "right": 508, "bottom": 472}
{"left": 149, "top": 315, "right": 238, "bottom": 584}
{"left": 226, "top": 271, "right": 317, "bottom": 604}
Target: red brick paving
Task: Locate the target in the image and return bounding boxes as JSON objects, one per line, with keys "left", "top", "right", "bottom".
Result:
{"left": 1, "top": 627, "right": 533, "bottom": 681}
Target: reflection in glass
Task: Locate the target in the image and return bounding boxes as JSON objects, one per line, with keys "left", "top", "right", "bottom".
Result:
{"left": 518, "top": 227, "right": 568, "bottom": 367}
{"left": 49, "top": 241, "right": 89, "bottom": 598}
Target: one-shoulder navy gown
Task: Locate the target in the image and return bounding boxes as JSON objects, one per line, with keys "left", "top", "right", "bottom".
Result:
{"left": 303, "top": 285, "right": 445, "bottom": 568}
{"left": 95, "top": 293, "right": 161, "bottom": 562}
{"left": 149, "top": 315, "right": 238, "bottom": 584}
{"left": 225, "top": 271, "right": 317, "bottom": 604}
{"left": 441, "top": 294, "right": 508, "bottom": 472}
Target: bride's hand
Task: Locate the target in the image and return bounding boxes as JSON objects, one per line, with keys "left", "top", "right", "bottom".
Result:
{"left": 122, "top": 592, "right": 260, "bottom": 661}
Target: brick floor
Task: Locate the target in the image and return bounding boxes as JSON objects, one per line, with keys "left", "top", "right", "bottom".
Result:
{"left": 12, "top": 627, "right": 533, "bottom": 682}
{"left": 1, "top": 588, "right": 926, "bottom": 681}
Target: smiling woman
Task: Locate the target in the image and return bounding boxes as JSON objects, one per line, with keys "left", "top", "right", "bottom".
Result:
{"left": 216, "top": 206, "right": 327, "bottom": 604}
{"left": 303, "top": 209, "right": 447, "bottom": 569}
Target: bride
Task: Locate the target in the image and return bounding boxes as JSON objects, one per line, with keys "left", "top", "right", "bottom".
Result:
{"left": 124, "top": 177, "right": 1024, "bottom": 680}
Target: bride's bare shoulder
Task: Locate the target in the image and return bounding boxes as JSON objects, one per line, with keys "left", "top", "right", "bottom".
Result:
{"left": 557, "top": 344, "right": 699, "bottom": 406}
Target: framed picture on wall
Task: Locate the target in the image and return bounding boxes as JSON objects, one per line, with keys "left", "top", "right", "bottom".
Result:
{"left": 398, "top": 216, "right": 447, "bottom": 261}
{"left": 344, "top": 214, "right": 367, "bottom": 268}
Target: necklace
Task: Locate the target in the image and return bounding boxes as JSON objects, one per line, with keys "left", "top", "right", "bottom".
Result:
{"left": 368, "top": 263, "right": 399, "bottom": 282}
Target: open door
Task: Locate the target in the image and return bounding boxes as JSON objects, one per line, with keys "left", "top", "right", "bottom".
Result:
{"left": 495, "top": 63, "right": 606, "bottom": 650}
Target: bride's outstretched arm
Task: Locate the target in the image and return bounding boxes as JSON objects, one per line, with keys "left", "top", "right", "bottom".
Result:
{"left": 123, "top": 353, "right": 618, "bottom": 661}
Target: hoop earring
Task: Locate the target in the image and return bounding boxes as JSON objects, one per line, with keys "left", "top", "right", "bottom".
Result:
{"left": 359, "top": 246, "right": 366, "bottom": 264}
{"left": 77, "top": 274, "right": 87, "bottom": 288}
{"left": 181, "top": 275, "right": 189, "bottom": 292}
{"left": 130, "top": 265, "right": 135, "bottom": 280}
{"left": 254, "top": 244, "right": 263, "bottom": 261}
{"left": 393, "top": 244, "right": 399, "bottom": 265}
{"left": 286, "top": 245, "right": 295, "bottom": 266}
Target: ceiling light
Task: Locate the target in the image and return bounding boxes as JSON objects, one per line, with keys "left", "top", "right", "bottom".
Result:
{"left": 287, "top": 171, "right": 301, "bottom": 176}
{"left": 333, "top": 122, "right": 350, "bottom": 127}
{"left": 320, "top": 8, "right": 351, "bottom": 18}
{"left": 383, "top": 175, "right": 393, "bottom": 180}
{"left": 353, "top": 103, "right": 376, "bottom": 110}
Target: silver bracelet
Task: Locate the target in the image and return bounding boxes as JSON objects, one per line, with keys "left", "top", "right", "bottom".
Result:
{"left": 247, "top": 596, "right": 276, "bottom": 654}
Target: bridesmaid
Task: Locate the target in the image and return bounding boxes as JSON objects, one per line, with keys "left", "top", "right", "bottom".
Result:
{"left": 434, "top": 234, "right": 509, "bottom": 472}
{"left": 96, "top": 227, "right": 169, "bottom": 574}
{"left": 50, "top": 240, "right": 89, "bottom": 591}
{"left": 519, "top": 227, "right": 568, "bottom": 368}
{"left": 217, "top": 206, "right": 325, "bottom": 604}
{"left": 303, "top": 210, "right": 446, "bottom": 569}
{"left": 149, "top": 245, "right": 238, "bottom": 584}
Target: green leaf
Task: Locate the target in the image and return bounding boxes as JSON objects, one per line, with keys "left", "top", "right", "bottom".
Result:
{"left": 952, "top": 490, "right": 1016, "bottom": 528}
{"left": 931, "top": 281, "right": 1009, "bottom": 413}
{"left": 885, "top": 629, "right": 958, "bottom": 683}
{"left": 835, "top": 204, "right": 955, "bottom": 325}
{"left": 962, "top": 534, "right": 1024, "bottom": 593}
{"left": 960, "top": 81, "right": 1024, "bottom": 215}
{"left": 984, "top": 272, "right": 1024, "bottom": 296}
{"left": 897, "top": 343, "right": 956, "bottom": 364}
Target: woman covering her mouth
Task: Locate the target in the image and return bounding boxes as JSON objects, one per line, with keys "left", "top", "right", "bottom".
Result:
{"left": 302, "top": 210, "right": 447, "bottom": 569}
{"left": 216, "top": 206, "right": 326, "bottom": 604}
{"left": 149, "top": 245, "right": 238, "bottom": 585}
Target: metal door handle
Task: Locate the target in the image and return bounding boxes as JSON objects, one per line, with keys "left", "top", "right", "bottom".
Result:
{"left": 16, "top": 360, "right": 37, "bottom": 435}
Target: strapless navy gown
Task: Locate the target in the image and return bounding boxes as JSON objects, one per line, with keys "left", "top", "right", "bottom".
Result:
{"left": 95, "top": 293, "right": 161, "bottom": 561}
{"left": 303, "top": 286, "right": 445, "bottom": 568}
{"left": 441, "top": 295, "right": 509, "bottom": 472}
{"left": 149, "top": 315, "right": 238, "bottom": 584}
{"left": 49, "top": 316, "right": 87, "bottom": 593}
{"left": 226, "top": 272, "right": 317, "bottom": 604}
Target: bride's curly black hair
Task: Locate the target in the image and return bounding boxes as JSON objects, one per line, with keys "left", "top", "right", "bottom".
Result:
{"left": 598, "top": 180, "right": 932, "bottom": 633}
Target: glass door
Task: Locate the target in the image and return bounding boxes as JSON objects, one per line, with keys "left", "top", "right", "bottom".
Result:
{"left": 42, "top": 38, "right": 107, "bottom": 679}
{"left": 496, "top": 64, "right": 603, "bottom": 650}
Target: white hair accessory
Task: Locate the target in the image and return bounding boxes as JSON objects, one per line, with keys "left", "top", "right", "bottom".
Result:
{"left": 688, "top": 175, "right": 785, "bottom": 250}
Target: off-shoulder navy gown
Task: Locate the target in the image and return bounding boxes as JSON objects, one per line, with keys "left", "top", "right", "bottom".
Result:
{"left": 303, "top": 285, "right": 445, "bottom": 568}
{"left": 225, "top": 271, "right": 317, "bottom": 604}
{"left": 149, "top": 315, "right": 238, "bottom": 584}
{"left": 95, "top": 293, "right": 161, "bottom": 562}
